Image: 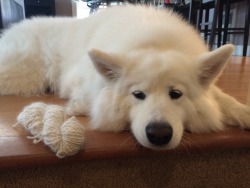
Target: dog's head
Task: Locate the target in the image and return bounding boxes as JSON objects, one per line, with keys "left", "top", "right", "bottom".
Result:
{"left": 88, "top": 44, "right": 234, "bottom": 150}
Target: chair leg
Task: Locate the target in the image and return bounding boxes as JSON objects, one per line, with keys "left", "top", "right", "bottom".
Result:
{"left": 217, "top": 2, "right": 223, "bottom": 48}
{"left": 209, "top": 0, "right": 221, "bottom": 50}
{"left": 188, "top": 0, "right": 200, "bottom": 27}
{"left": 204, "top": 8, "right": 210, "bottom": 41}
{"left": 198, "top": 5, "right": 203, "bottom": 31}
{"left": 223, "top": 0, "right": 230, "bottom": 45}
{"left": 243, "top": 0, "right": 250, "bottom": 56}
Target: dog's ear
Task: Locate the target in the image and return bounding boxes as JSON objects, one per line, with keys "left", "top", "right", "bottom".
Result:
{"left": 88, "top": 49, "right": 122, "bottom": 80}
{"left": 197, "top": 44, "right": 234, "bottom": 87}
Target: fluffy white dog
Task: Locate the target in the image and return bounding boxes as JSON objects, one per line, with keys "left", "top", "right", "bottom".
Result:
{"left": 0, "top": 5, "right": 249, "bottom": 150}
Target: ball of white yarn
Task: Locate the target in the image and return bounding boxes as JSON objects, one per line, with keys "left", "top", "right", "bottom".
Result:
{"left": 16, "top": 102, "right": 47, "bottom": 142}
{"left": 43, "top": 116, "right": 85, "bottom": 158}
{"left": 42, "top": 104, "right": 66, "bottom": 151}
{"left": 15, "top": 102, "right": 85, "bottom": 158}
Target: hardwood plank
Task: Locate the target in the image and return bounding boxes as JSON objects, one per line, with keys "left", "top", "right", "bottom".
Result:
{"left": 0, "top": 56, "right": 250, "bottom": 169}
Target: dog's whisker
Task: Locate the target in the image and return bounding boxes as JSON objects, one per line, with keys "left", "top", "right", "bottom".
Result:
{"left": 119, "top": 133, "right": 133, "bottom": 148}
{"left": 180, "top": 137, "right": 192, "bottom": 154}
{"left": 133, "top": 142, "right": 141, "bottom": 151}
{"left": 181, "top": 134, "right": 203, "bottom": 153}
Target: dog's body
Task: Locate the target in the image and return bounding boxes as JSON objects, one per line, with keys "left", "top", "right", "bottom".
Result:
{"left": 0, "top": 5, "right": 250, "bottom": 149}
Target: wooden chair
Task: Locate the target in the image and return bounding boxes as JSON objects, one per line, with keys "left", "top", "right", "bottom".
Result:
{"left": 170, "top": 0, "right": 219, "bottom": 49}
{"left": 194, "top": 0, "right": 250, "bottom": 56}
{"left": 219, "top": 0, "right": 250, "bottom": 56}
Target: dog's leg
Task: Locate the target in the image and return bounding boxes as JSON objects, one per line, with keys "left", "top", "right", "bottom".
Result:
{"left": 212, "top": 86, "right": 250, "bottom": 129}
{"left": 196, "top": 44, "right": 250, "bottom": 128}
{"left": 65, "top": 99, "right": 89, "bottom": 116}
{"left": 62, "top": 80, "right": 91, "bottom": 116}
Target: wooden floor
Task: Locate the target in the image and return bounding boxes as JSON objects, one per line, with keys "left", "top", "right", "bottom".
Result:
{"left": 0, "top": 56, "right": 250, "bottom": 169}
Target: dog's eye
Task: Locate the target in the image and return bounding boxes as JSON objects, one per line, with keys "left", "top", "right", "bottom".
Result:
{"left": 169, "top": 90, "right": 182, "bottom": 100}
{"left": 132, "top": 91, "right": 146, "bottom": 100}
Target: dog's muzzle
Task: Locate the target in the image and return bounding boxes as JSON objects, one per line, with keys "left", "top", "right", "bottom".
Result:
{"left": 146, "top": 122, "right": 173, "bottom": 146}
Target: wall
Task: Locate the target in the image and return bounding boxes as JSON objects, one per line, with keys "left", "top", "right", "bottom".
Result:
{"left": 55, "top": 0, "right": 72, "bottom": 16}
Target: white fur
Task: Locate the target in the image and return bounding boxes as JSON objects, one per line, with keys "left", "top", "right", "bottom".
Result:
{"left": 1, "top": 5, "right": 250, "bottom": 150}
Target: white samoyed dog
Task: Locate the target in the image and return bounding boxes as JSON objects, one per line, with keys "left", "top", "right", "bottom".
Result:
{"left": 0, "top": 5, "right": 250, "bottom": 150}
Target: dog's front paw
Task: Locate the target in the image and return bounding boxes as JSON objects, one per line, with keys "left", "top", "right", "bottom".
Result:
{"left": 233, "top": 106, "right": 250, "bottom": 130}
{"left": 241, "top": 109, "right": 250, "bottom": 130}
{"left": 65, "top": 100, "right": 89, "bottom": 116}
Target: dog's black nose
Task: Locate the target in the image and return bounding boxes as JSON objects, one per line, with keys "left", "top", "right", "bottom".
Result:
{"left": 146, "top": 122, "right": 173, "bottom": 146}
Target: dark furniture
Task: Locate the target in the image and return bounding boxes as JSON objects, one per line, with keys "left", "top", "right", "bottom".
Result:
{"left": 24, "top": 0, "right": 55, "bottom": 18}
{"left": 219, "top": 0, "right": 250, "bottom": 56}
{"left": 86, "top": 0, "right": 124, "bottom": 14}
{"left": 191, "top": 0, "right": 249, "bottom": 56}
{"left": 0, "top": 0, "right": 55, "bottom": 28}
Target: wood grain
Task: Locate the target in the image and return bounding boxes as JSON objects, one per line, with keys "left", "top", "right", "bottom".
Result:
{"left": 0, "top": 56, "right": 250, "bottom": 169}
